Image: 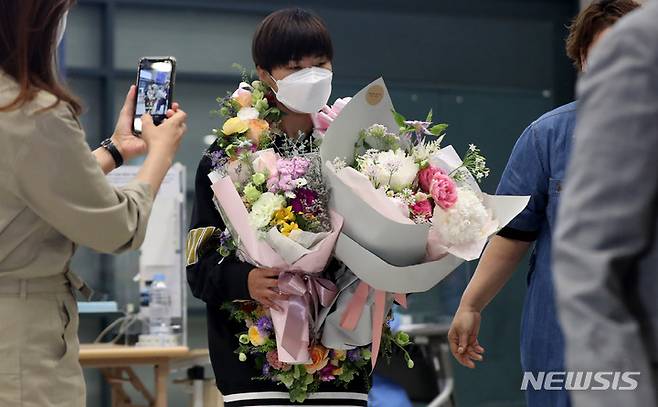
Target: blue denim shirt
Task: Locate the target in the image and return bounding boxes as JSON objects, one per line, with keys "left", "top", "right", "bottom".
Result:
{"left": 496, "top": 102, "right": 577, "bottom": 407}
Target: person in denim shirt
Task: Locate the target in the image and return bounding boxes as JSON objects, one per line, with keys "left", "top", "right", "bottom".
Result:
{"left": 447, "top": 1, "right": 639, "bottom": 406}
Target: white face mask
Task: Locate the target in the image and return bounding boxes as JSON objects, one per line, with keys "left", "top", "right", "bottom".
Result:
{"left": 56, "top": 11, "right": 68, "bottom": 47}
{"left": 270, "top": 67, "right": 333, "bottom": 114}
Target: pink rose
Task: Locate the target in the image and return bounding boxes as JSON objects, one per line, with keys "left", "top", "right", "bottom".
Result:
{"left": 418, "top": 165, "right": 445, "bottom": 193}
{"left": 430, "top": 173, "right": 458, "bottom": 209}
{"left": 252, "top": 149, "right": 279, "bottom": 178}
{"left": 311, "top": 97, "right": 352, "bottom": 136}
{"left": 410, "top": 199, "right": 433, "bottom": 219}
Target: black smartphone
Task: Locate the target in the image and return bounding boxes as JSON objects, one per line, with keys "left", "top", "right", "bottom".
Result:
{"left": 132, "top": 56, "right": 176, "bottom": 135}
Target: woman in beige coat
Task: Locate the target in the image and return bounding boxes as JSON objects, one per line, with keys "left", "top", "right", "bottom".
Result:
{"left": 0, "top": 1, "right": 187, "bottom": 406}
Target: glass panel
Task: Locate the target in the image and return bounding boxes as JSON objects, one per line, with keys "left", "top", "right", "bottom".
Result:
{"left": 114, "top": 8, "right": 260, "bottom": 74}
{"left": 65, "top": 5, "right": 102, "bottom": 69}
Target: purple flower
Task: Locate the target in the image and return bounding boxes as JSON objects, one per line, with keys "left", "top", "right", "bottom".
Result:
{"left": 347, "top": 349, "right": 361, "bottom": 362}
{"left": 262, "top": 362, "right": 271, "bottom": 377}
{"left": 209, "top": 150, "right": 225, "bottom": 168}
{"left": 290, "top": 188, "right": 318, "bottom": 213}
{"left": 218, "top": 229, "right": 232, "bottom": 246}
{"left": 319, "top": 365, "right": 336, "bottom": 382}
{"left": 267, "top": 157, "right": 311, "bottom": 193}
{"left": 256, "top": 316, "right": 273, "bottom": 334}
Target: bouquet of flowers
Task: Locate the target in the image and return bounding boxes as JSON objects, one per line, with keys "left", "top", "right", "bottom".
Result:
{"left": 334, "top": 110, "right": 496, "bottom": 262}
{"left": 222, "top": 301, "right": 413, "bottom": 403}
{"left": 318, "top": 78, "right": 529, "bottom": 360}
{"left": 204, "top": 74, "right": 413, "bottom": 402}
{"left": 207, "top": 75, "right": 345, "bottom": 366}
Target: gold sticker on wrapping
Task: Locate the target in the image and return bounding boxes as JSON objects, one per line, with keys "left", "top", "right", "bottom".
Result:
{"left": 366, "top": 85, "right": 385, "bottom": 106}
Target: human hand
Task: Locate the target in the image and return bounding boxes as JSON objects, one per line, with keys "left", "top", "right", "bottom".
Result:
{"left": 140, "top": 106, "right": 187, "bottom": 162}
{"left": 448, "top": 306, "right": 485, "bottom": 368}
{"left": 112, "top": 85, "right": 182, "bottom": 161}
{"left": 247, "top": 268, "right": 290, "bottom": 311}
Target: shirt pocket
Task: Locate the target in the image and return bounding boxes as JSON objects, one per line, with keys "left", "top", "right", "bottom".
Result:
{"left": 547, "top": 178, "right": 562, "bottom": 230}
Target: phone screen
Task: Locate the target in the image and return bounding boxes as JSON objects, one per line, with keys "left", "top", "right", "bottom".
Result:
{"left": 133, "top": 58, "right": 174, "bottom": 134}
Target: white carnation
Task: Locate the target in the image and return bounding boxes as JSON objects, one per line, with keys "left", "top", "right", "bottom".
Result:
{"left": 248, "top": 192, "right": 285, "bottom": 230}
{"left": 432, "top": 187, "right": 492, "bottom": 246}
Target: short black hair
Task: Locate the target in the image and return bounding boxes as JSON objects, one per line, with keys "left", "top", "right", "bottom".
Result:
{"left": 252, "top": 8, "right": 333, "bottom": 72}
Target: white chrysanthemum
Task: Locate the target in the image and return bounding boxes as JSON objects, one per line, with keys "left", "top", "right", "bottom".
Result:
{"left": 248, "top": 192, "right": 285, "bottom": 230}
{"left": 412, "top": 140, "right": 441, "bottom": 164}
{"left": 432, "top": 187, "right": 492, "bottom": 246}
{"left": 374, "top": 150, "right": 419, "bottom": 192}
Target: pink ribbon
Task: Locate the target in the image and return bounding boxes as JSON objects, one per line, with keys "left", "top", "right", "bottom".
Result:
{"left": 340, "top": 281, "right": 407, "bottom": 369}
{"left": 273, "top": 272, "right": 338, "bottom": 363}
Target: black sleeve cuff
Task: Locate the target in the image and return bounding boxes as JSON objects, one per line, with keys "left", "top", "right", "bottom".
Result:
{"left": 216, "top": 257, "right": 253, "bottom": 301}
{"left": 497, "top": 226, "right": 538, "bottom": 242}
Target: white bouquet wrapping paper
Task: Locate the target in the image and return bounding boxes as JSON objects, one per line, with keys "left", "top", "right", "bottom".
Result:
{"left": 318, "top": 78, "right": 529, "bottom": 362}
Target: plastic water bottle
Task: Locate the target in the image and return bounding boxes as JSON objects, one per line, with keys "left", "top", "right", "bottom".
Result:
{"left": 148, "top": 274, "right": 171, "bottom": 338}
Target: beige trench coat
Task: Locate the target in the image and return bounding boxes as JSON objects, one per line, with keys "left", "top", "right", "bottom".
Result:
{"left": 0, "top": 70, "right": 153, "bottom": 406}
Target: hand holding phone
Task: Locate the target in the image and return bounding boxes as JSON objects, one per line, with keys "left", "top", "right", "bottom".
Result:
{"left": 132, "top": 56, "right": 177, "bottom": 135}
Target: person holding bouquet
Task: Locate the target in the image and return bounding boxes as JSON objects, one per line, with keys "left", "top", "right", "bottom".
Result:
{"left": 447, "top": 1, "right": 639, "bottom": 407}
{"left": 186, "top": 8, "right": 369, "bottom": 406}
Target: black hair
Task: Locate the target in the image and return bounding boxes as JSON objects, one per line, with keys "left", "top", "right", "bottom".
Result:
{"left": 252, "top": 8, "right": 333, "bottom": 72}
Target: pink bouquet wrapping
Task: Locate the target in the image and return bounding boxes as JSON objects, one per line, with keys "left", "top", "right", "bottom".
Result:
{"left": 211, "top": 172, "right": 342, "bottom": 363}
{"left": 209, "top": 166, "right": 343, "bottom": 363}
{"left": 208, "top": 147, "right": 344, "bottom": 363}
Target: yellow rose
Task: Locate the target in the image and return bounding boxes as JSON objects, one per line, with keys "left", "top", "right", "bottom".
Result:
{"left": 248, "top": 325, "right": 267, "bottom": 346}
{"left": 222, "top": 117, "right": 249, "bottom": 136}
{"left": 305, "top": 345, "right": 329, "bottom": 374}
{"left": 247, "top": 119, "right": 270, "bottom": 144}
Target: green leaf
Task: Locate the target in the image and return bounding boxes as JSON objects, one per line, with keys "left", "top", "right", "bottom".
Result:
{"left": 280, "top": 374, "right": 294, "bottom": 388}
{"left": 303, "top": 374, "right": 314, "bottom": 385}
{"left": 430, "top": 123, "right": 449, "bottom": 136}
{"left": 426, "top": 109, "right": 433, "bottom": 123}
{"left": 339, "top": 369, "right": 355, "bottom": 383}
{"left": 392, "top": 110, "right": 407, "bottom": 128}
